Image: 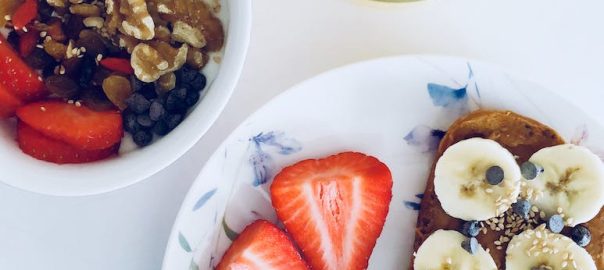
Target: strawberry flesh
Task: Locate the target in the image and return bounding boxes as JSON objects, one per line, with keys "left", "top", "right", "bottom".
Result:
{"left": 17, "top": 122, "right": 119, "bottom": 164}
{"left": 0, "top": 35, "right": 46, "bottom": 101}
{"left": 16, "top": 101, "right": 123, "bottom": 150}
{"left": 216, "top": 219, "right": 309, "bottom": 270}
{"left": 271, "top": 152, "right": 393, "bottom": 270}
{"left": 0, "top": 82, "right": 23, "bottom": 118}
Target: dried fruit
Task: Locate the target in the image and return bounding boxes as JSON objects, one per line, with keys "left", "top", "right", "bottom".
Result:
{"left": 45, "top": 75, "right": 80, "bottom": 98}
{"left": 0, "top": 0, "right": 23, "bottom": 27}
{"left": 34, "top": 19, "right": 67, "bottom": 42}
{"left": 80, "top": 87, "right": 116, "bottom": 111}
{"left": 69, "top": 3, "right": 101, "bottom": 17}
{"left": 157, "top": 72, "right": 175, "bottom": 92}
{"left": 83, "top": 16, "right": 105, "bottom": 29}
{"left": 18, "top": 29, "right": 39, "bottom": 57}
{"left": 99, "top": 57, "right": 134, "bottom": 74}
{"left": 43, "top": 38, "right": 67, "bottom": 60}
{"left": 25, "top": 48, "right": 55, "bottom": 70}
{"left": 12, "top": 0, "right": 37, "bottom": 31}
{"left": 171, "top": 20, "right": 206, "bottom": 48}
{"left": 77, "top": 30, "right": 107, "bottom": 57}
{"left": 186, "top": 47, "right": 206, "bottom": 69}
{"left": 102, "top": 75, "right": 133, "bottom": 110}
{"left": 46, "top": 0, "right": 65, "bottom": 8}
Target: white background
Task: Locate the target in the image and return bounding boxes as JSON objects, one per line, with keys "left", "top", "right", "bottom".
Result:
{"left": 1, "top": 0, "right": 603, "bottom": 269}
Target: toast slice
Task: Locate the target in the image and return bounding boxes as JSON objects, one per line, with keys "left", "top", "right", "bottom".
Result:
{"left": 410, "top": 110, "right": 604, "bottom": 268}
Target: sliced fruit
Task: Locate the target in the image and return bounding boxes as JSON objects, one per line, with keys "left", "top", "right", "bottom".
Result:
{"left": 11, "top": 0, "right": 37, "bottom": 30}
{"left": 506, "top": 224, "right": 597, "bottom": 269}
{"left": 434, "top": 138, "right": 521, "bottom": 221}
{"left": 216, "top": 220, "right": 309, "bottom": 270}
{"left": 17, "top": 122, "right": 118, "bottom": 164}
{"left": 16, "top": 101, "right": 123, "bottom": 150}
{"left": 413, "top": 230, "right": 497, "bottom": 270}
{"left": 0, "top": 35, "right": 46, "bottom": 101}
{"left": 523, "top": 144, "right": 604, "bottom": 226}
{"left": 270, "top": 152, "right": 393, "bottom": 270}
{"left": 0, "top": 82, "right": 23, "bottom": 118}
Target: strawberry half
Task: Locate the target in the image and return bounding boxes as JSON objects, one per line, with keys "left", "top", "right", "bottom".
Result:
{"left": 216, "top": 220, "right": 309, "bottom": 270}
{"left": 17, "top": 122, "right": 119, "bottom": 164}
{"left": 270, "top": 152, "right": 393, "bottom": 270}
{"left": 0, "top": 82, "right": 23, "bottom": 118}
{"left": 0, "top": 35, "right": 46, "bottom": 101}
{"left": 16, "top": 101, "right": 123, "bottom": 150}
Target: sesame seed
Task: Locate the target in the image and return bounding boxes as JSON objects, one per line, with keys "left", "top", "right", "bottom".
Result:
{"left": 36, "top": 44, "right": 44, "bottom": 49}
{"left": 40, "top": 106, "right": 46, "bottom": 112}
{"left": 22, "top": 27, "right": 28, "bottom": 32}
{"left": 4, "top": 15, "right": 11, "bottom": 21}
{"left": 40, "top": 31, "right": 47, "bottom": 38}
{"left": 68, "top": 100, "right": 74, "bottom": 104}
{"left": 75, "top": 101, "right": 82, "bottom": 107}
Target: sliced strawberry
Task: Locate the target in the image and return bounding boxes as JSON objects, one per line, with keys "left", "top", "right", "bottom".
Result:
{"left": 17, "top": 122, "right": 119, "bottom": 164}
{"left": 12, "top": 0, "right": 37, "bottom": 31}
{"left": 216, "top": 220, "right": 309, "bottom": 270}
{"left": 16, "top": 101, "right": 123, "bottom": 150}
{"left": 0, "top": 82, "right": 23, "bottom": 118}
{"left": 270, "top": 152, "right": 393, "bottom": 270}
{"left": 0, "top": 35, "right": 46, "bottom": 101}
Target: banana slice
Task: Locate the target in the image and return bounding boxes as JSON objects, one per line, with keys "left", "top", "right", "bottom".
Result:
{"left": 414, "top": 230, "right": 497, "bottom": 270}
{"left": 506, "top": 224, "right": 596, "bottom": 270}
{"left": 523, "top": 144, "right": 604, "bottom": 226}
{"left": 435, "top": 138, "right": 522, "bottom": 221}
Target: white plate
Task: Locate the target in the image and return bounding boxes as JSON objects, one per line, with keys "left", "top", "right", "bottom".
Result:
{"left": 162, "top": 55, "right": 604, "bottom": 270}
{"left": 0, "top": 0, "right": 251, "bottom": 196}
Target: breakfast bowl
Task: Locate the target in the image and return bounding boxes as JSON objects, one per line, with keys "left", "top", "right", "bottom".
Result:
{"left": 0, "top": 0, "right": 251, "bottom": 196}
{"left": 162, "top": 56, "right": 604, "bottom": 269}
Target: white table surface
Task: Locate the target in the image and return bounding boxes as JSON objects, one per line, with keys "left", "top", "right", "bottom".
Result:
{"left": 1, "top": 0, "right": 603, "bottom": 269}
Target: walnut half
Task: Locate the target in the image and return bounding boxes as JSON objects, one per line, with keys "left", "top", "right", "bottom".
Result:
{"left": 171, "top": 21, "right": 206, "bottom": 48}
{"left": 119, "top": 0, "right": 155, "bottom": 40}
{"left": 131, "top": 42, "right": 188, "bottom": 83}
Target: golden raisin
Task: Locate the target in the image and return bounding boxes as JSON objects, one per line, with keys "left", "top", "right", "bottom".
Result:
{"left": 102, "top": 75, "right": 133, "bottom": 110}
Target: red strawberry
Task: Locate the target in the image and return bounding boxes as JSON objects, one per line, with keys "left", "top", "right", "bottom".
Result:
{"left": 17, "top": 122, "right": 119, "bottom": 164}
{"left": 270, "top": 152, "right": 393, "bottom": 270}
{"left": 16, "top": 101, "right": 123, "bottom": 150}
{"left": 216, "top": 220, "right": 309, "bottom": 270}
{"left": 0, "top": 35, "right": 46, "bottom": 101}
{"left": 0, "top": 82, "right": 23, "bottom": 118}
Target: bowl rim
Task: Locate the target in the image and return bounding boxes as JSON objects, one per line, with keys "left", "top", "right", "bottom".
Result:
{"left": 0, "top": 0, "right": 252, "bottom": 197}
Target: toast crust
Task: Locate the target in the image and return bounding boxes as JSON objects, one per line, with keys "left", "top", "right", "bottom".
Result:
{"left": 410, "top": 110, "right": 586, "bottom": 269}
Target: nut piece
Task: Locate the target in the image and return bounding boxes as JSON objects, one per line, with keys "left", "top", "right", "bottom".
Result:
{"left": 43, "top": 39, "right": 67, "bottom": 60}
{"left": 151, "top": 41, "right": 188, "bottom": 74}
{"left": 154, "top": 25, "right": 171, "bottom": 42}
{"left": 158, "top": 73, "right": 176, "bottom": 93}
{"left": 47, "top": 0, "right": 66, "bottom": 8}
{"left": 83, "top": 17, "right": 105, "bottom": 29}
{"left": 130, "top": 42, "right": 188, "bottom": 83}
{"left": 171, "top": 21, "right": 206, "bottom": 48}
{"left": 118, "top": 34, "right": 138, "bottom": 54}
{"left": 69, "top": 4, "right": 101, "bottom": 17}
{"left": 131, "top": 43, "right": 167, "bottom": 82}
{"left": 186, "top": 47, "right": 207, "bottom": 70}
{"left": 120, "top": 0, "right": 155, "bottom": 40}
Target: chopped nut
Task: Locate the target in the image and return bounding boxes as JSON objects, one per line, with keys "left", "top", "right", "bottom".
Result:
{"left": 154, "top": 25, "right": 171, "bottom": 42}
{"left": 186, "top": 47, "right": 207, "bottom": 69}
{"left": 47, "top": 0, "right": 66, "bottom": 8}
{"left": 70, "top": 4, "right": 102, "bottom": 17}
{"left": 156, "top": 3, "right": 174, "bottom": 14}
{"left": 43, "top": 39, "right": 68, "bottom": 60}
{"left": 151, "top": 41, "right": 188, "bottom": 74}
{"left": 120, "top": 0, "right": 155, "bottom": 40}
{"left": 171, "top": 20, "right": 206, "bottom": 48}
{"left": 83, "top": 17, "right": 105, "bottom": 29}
{"left": 158, "top": 73, "right": 176, "bottom": 92}
{"left": 131, "top": 43, "right": 168, "bottom": 82}
{"left": 118, "top": 34, "right": 138, "bottom": 54}
{"left": 65, "top": 40, "right": 77, "bottom": 59}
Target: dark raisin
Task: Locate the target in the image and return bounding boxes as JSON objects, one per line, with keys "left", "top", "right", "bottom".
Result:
{"left": 133, "top": 130, "right": 153, "bottom": 147}
{"left": 77, "top": 30, "right": 107, "bottom": 57}
{"left": 176, "top": 66, "right": 198, "bottom": 86}
{"left": 38, "top": 0, "right": 55, "bottom": 22}
{"left": 80, "top": 87, "right": 115, "bottom": 111}
{"left": 63, "top": 15, "right": 85, "bottom": 40}
{"left": 165, "top": 88, "right": 187, "bottom": 112}
{"left": 42, "top": 63, "right": 57, "bottom": 77}
{"left": 188, "top": 73, "right": 207, "bottom": 92}
{"left": 130, "top": 76, "right": 157, "bottom": 98}
{"left": 45, "top": 75, "right": 80, "bottom": 98}
{"left": 7, "top": 31, "right": 19, "bottom": 50}
{"left": 125, "top": 93, "right": 151, "bottom": 114}
{"left": 25, "top": 48, "right": 55, "bottom": 70}
{"left": 61, "top": 57, "right": 82, "bottom": 76}
{"left": 78, "top": 56, "right": 97, "bottom": 88}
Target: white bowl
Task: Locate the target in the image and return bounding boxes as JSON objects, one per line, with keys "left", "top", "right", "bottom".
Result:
{"left": 0, "top": 0, "right": 252, "bottom": 196}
